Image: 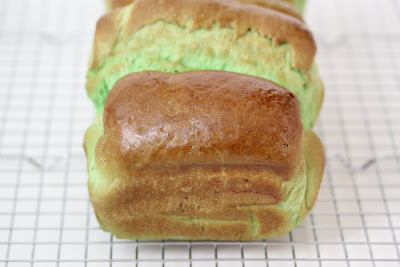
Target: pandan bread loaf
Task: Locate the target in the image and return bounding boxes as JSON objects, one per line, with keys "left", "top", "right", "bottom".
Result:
{"left": 83, "top": 70, "right": 325, "bottom": 240}
{"left": 87, "top": 0, "right": 323, "bottom": 129}
{"left": 105, "top": 0, "right": 306, "bottom": 15}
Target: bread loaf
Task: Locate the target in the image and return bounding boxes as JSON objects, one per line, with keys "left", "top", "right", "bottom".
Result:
{"left": 84, "top": 70, "right": 325, "bottom": 240}
{"left": 87, "top": 0, "right": 323, "bottom": 129}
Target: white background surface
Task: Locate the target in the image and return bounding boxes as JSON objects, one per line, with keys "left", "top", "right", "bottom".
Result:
{"left": 0, "top": 0, "right": 400, "bottom": 266}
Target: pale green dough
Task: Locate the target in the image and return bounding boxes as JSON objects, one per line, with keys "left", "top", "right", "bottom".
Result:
{"left": 295, "top": 0, "right": 306, "bottom": 14}
{"left": 87, "top": 21, "right": 323, "bottom": 129}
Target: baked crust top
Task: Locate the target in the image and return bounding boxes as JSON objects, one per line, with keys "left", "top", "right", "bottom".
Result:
{"left": 97, "top": 70, "right": 303, "bottom": 181}
{"left": 107, "top": 0, "right": 303, "bottom": 21}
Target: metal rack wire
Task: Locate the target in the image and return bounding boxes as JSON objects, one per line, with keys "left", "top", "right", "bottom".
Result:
{"left": 0, "top": 0, "right": 400, "bottom": 266}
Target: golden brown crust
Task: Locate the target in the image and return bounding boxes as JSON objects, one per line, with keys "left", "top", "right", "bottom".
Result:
{"left": 90, "top": 167, "right": 287, "bottom": 239}
{"left": 88, "top": 9, "right": 124, "bottom": 69}
{"left": 108, "top": 0, "right": 133, "bottom": 9}
{"left": 303, "top": 129, "right": 325, "bottom": 210}
{"left": 107, "top": 0, "right": 303, "bottom": 21}
{"left": 99, "top": 70, "right": 303, "bottom": 181}
{"left": 92, "top": 0, "right": 315, "bottom": 70}
{"left": 88, "top": 70, "right": 310, "bottom": 239}
{"left": 255, "top": 207, "right": 286, "bottom": 235}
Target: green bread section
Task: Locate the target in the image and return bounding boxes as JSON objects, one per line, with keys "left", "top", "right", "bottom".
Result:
{"left": 105, "top": 0, "right": 111, "bottom": 11}
{"left": 87, "top": 20, "right": 323, "bottom": 129}
{"left": 83, "top": 114, "right": 103, "bottom": 192}
{"left": 295, "top": 0, "right": 306, "bottom": 14}
{"left": 84, "top": 115, "right": 322, "bottom": 239}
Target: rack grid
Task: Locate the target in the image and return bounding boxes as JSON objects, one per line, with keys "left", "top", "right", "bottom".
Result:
{"left": 1, "top": 0, "right": 400, "bottom": 266}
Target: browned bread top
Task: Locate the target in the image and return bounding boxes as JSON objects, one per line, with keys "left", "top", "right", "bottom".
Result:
{"left": 107, "top": 0, "right": 133, "bottom": 9}
{"left": 92, "top": 0, "right": 315, "bottom": 70}
{"left": 85, "top": 70, "right": 324, "bottom": 240}
{"left": 97, "top": 70, "right": 303, "bottom": 181}
{"left": 106, "top": 0, "right": 303, "bottom": 21}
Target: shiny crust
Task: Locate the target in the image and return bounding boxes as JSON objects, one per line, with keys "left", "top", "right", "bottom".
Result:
{"left": 100, "top": 71, "right": 303, "bottom": 181}
{"left": 106, "top": 0, "right": 303, "bottom": 21}
{"left": 85, "top": 71, "right": 325, "bottom": 239}
{"left": 91, "top": 0, "right": 315, "bottom": 70}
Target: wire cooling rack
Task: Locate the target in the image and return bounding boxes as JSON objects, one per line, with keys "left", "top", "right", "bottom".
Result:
{"left": 1, "top": 0, "right": 400, "bottom": 266}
